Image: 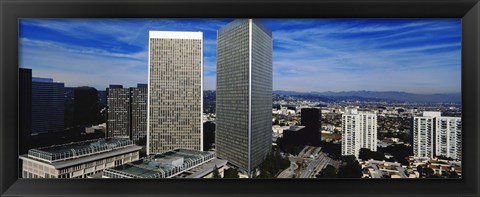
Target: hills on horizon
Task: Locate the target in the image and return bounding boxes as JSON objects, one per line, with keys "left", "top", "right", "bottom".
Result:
{"left": 272, "top": 90, "right": 461, "bottom": 104}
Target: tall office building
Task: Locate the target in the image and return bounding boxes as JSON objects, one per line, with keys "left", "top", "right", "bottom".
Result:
{"left": 301, "top": 108, "right": 321, "bottom": 146}
{"left": 19, "top": 68, "right": 32, "bottom": 154}
{"left": 107, "top": 84, "right": 147, "bottom": 143}
{"left": 31, "top": 77, "right": 65, "bottom": 134}
{"left": 130, "top": 84, "right": 148, "bottom": 143}
{"left": 107, "top": 85, "right": 130, "bottom": 139}
{"left": 147, "top": 31, "right": 203, "bottom": 155}
{"left": 74, "top": 86, "right": 98, "bottom": 126}
{"left": 413, "top": 111, "right": 461, "bottom": 160}
{"left": 341, "top": 108, "right": 377, "bottom": 158}
{"left": 216, "top": 19, "right": 273, "bottom": 174}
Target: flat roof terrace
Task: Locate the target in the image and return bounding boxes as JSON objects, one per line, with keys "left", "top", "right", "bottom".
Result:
{"left": 27, "top": 138, "right": 135, "bottom": 163}
{"left": 103, "top": 149, "right": 216, "bottom": 178}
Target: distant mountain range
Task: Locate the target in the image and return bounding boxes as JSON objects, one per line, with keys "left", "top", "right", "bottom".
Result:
{"left": 272, "top": 90, "right": 461, "bottom": 103}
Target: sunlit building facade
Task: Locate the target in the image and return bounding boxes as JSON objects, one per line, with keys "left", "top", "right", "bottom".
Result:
{"left": 147, "top": 31, "right": 203, "bottom": 155}
{"left": 413, "top": 111, "right": 462, "bottom": 160}
{"left": 341, "top": 108, "right": 377, "bottom": 158}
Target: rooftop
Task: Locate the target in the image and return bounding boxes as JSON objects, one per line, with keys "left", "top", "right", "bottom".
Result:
{"left": 27, "top": 138, "right": 135, "bottom": 163}
{"left": 286, "top": 125, "right": 305, "bottom": 132}
{"left": 103, "top": 149, "right": 215, "bottom": 178}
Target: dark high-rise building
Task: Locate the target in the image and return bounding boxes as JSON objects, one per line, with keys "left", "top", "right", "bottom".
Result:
{"left": 130, "top": 84, "right": 147, "bottom": 143}
{"left": 19, "top": 68, "right": 32, "bottom": 154}
{"left": 74, "top": 86, "right": 98, "bottom": 126}
{"left": 301, "top": 108, "right": 321, "bottom": 146}
{"left": 216, "top": 19, "right": 273, "bottom": 175}
{"left": 31, "top": 77, "right": 65, "bottom": 134}
{"left": 107, "top": 85, "right": 130, "bottom": 139}
{"left": 107, "top": 84, "right": 147, "bottom": 144}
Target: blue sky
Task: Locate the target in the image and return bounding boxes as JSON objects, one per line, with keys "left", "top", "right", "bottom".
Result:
{"left": 19, "top": 19, "right": 461, "bottom": 94}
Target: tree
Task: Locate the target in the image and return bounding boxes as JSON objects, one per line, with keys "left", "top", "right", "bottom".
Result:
{"left": 223, "top": 167, "right": 239, "bottom": 178}
{"left": 257, "top": 146, "right": 291, "bottom": 178}
{"left": 317, "top": 165, "right": 337, "bottom": 178}
{"left": 337, "top": 156, "right": 362, "bottom": 178}
{"left": 212, "top": 165, "right": 221, "bottom": 178}
{"left": 424, "top": 167, "right": 439, "bottom": 178}
{"left": 448, "top": 171, "right": 459, "bottom": 178}
{"left": 358, "top": 148, "right": 386, "bottom": 161}
{"left": 417, "top": 166, "right": 424, "bottom": 178}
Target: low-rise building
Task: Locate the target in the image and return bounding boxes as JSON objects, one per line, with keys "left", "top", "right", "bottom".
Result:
{"left": 102, "top": 149, "right": 227, "bottom": 178}
{"left": 20, "top": 138, "right": 142, "bottom": 178}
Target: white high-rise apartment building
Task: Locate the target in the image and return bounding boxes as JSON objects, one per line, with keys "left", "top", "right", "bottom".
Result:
{"left": 216, "top": 19, "right": 273, "bottom": 174}
{"left": 147, "top": 31, "right": 203, "bottom": 155}
{"left": 413, "top": 111, "right": 462, "bottom": 160}
{"left": 341, "top": 108, "right": 377, "bottom": 158}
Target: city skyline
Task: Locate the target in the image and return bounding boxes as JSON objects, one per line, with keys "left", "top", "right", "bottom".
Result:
{"left": 19, "top": 18, "right": 461, "bottom": 94}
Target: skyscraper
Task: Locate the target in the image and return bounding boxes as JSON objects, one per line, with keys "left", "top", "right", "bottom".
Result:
{"left": 31, "top": 77, "right": 65, "bottom": 134}
{"left": 130, "top": 84, "right": 148, "bottom": 143}
{"left": 19, "top": 68, "right": 32, "bottom": 154}
{"left": 147, "top": 31, "right": 203, "bottom": 155}
{"left": 107, "top": 85, "right": 130, "bottom": 139}
{"left": 341, "top": 108, "right": 377, "bottom": 158}
{"left": 216, "top": 19, "right": 273, "bottom": 174}
{"left": 301, "top": 108, "right": 321, "bottom": 146}
{"left": 74, "top": 86, "right": 98, "bottom": 126}
{"left": 436, "top": 117, "right": 461, "bottom": 160}
{"left": 107, "top": 84, "right": 148, "bottom": 143}
{"left": 413, "top": 111, "right": 462, "bottom": 160}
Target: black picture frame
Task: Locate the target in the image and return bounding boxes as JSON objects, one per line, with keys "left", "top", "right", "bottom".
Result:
{"left": 1, "top": 0, "right": 479, "bottom": 196}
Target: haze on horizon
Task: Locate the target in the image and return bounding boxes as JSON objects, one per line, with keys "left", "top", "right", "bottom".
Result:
{"left": 19, "top": 19, "right": 461, "bottom": 94}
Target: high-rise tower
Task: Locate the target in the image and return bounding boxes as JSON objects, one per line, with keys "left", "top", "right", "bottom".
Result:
{"left": 413, "top": 111, "right": 462, "bottom": 160}
{"left": 341, "top": 108, "right": 377, "bottom": 158}
{"left": 107, "top": 84, "right": 147, "bottom": 143}
{"left": 216, "top": 19, "right": 273, "bottom": 174}
{"left": 31, "top": 77, "right": 65, "bottom": 134}
{"left": 147, "top": 31, "right": 203, "bottom": 155}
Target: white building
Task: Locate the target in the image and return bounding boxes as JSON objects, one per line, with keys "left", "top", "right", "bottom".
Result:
{"left": 413, "top": 111, "right": 462, "bottom": 160}
{"left": 341, "top": 108, "right": 377, "bottom": 158}
{"left": 147, "top": 31, "right": 203, "bottom": 155}
{"left": 19, "top": 138, "right": 142, "bottom": 178}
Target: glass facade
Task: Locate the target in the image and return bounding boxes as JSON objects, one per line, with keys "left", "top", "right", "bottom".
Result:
{"left": 31, "top": 77, "right": 64, "bottom": 134}
{"left": 216, "top": 19, "right": 272, "bottom": 174}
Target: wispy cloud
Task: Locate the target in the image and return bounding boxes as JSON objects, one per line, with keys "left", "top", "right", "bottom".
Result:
{"left": 20, "top": 19, "right": 461, "bottom": 94}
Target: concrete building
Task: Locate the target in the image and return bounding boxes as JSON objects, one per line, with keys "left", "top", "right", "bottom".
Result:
{"left": 107, "top": 84, "right": 147, "bottom": 143}
{"left": 31, "top": 77, "right": 65, "bottom": 134}
{"left": 413, "top": 111, "right": 462, "bottom": 160}
{"left": 216, "top": 19, "right": 273, "bottom": 175}
{"left": 107, "top": 85, "right": 130, "bottom": 139}
{"left": 130, "top": 84, "right": 148, "bottom": 143}
{"left": 436, "top": 117, "right": 462, "bottom": 160}
{"left": 19, "top": 138, "right": 142, "bottom": 178}
{"left": 102, "top": 149, "right": 226, "bottom": 178}
{"left": 147, "top": 31, "right": 203, "bottom": 154}
{"left": 341, "top": 108, "right": 377, "bottom": 158}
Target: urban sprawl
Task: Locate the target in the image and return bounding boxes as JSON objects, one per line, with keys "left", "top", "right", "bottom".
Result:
{"left": 19, "top": 19, "right": 461, "bottom": 179}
